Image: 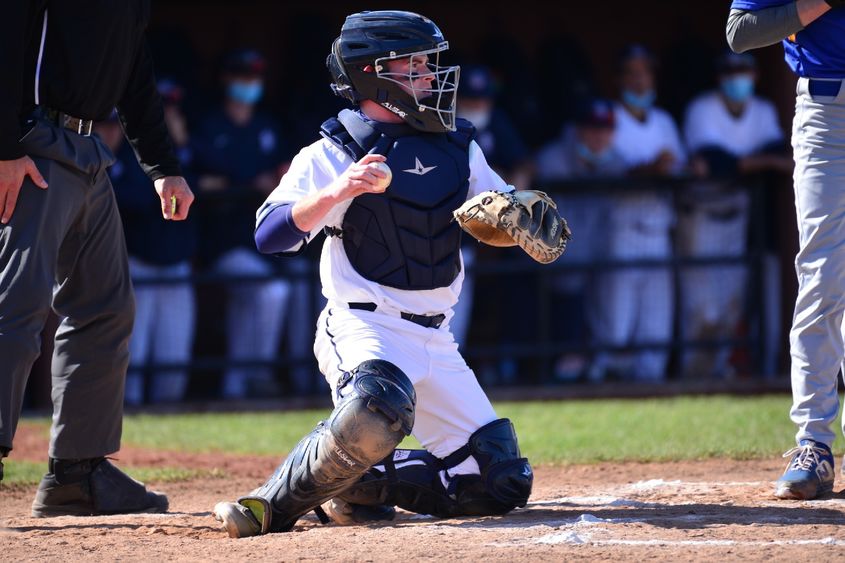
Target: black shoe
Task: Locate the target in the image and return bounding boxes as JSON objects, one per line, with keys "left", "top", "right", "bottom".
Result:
{"left": 0, "top": 449, "right": 7, "bottom": 482}
{"left": 31, "top": 457, "right": 168, "bottom": 517}
{"left": 324, "top": 498, "right": 396, "bottom": 526}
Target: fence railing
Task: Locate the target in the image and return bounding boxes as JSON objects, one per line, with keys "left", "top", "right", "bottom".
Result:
{"left": 106, "top": 174, "right": 784, "bottom": 402}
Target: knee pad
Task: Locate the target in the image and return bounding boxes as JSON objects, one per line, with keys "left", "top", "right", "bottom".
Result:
{"left": 463, "top": 418, "right": 533, "bottom": 509}
{"left": 329, "top": 359, "right": 416, "bottom": 465}
{"left": 239, "top": 360, "right": 415, "bottom": 533}
{"left": 339, "top": 418, "right": 532, "bottom": 519}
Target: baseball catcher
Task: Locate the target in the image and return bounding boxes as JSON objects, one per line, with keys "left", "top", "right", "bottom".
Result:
{"left": 212, "top": 10, "right": 558, "bottom": 537}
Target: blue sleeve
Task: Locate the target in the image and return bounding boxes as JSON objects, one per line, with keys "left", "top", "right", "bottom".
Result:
{"left": 254, "top": 203, "right": 308, "bottom": 254}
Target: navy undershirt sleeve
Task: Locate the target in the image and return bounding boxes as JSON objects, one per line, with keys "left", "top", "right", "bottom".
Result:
{"left": 254, "top": 203, "right": 308, "bottom": 254}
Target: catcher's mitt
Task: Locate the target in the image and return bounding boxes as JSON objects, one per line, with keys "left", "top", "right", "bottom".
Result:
{"left": 453, "top": 190, "right": 571, "bottom": 264}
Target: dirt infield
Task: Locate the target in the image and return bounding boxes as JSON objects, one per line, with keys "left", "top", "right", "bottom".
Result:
{"left": 3, "top": 428, "right": 845, "bottom": 561}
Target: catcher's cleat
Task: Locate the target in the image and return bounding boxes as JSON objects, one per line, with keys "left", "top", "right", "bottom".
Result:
{"left": 213, "top": 501, "right": 263, "bottom": 538}
{"left": 323, "top": 498, "right": 396, "bottom": 526}
{"left": 31, "top": 458, "right": 168, "bottom": 517}
{"left": 774, "top": 440, "right": 835, "bottom": 500}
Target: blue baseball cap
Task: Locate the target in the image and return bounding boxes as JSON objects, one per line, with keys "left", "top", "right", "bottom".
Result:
{"left": 575, "top": 98, "right": 615, "bottom": 128}
{"left": 461, "top": 65, "right": 494, "bottom": 99}
{"left": 717, "top": 51, "right": 756, "bottom": 74}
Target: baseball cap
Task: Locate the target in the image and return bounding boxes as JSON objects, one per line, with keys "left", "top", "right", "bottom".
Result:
{"left": 575, "top": 98, "right": 615, "bottom": 129}
{"left": 157, "top": 78, "right": 185, "bottom": 106}
{"left": 617, "top": 43, "right": 656, "bottom": 68}
{"left": 460, "top": 65, "right": 494, "bottom": 99}
{"left": 716, "top": 50, "right": 756, "bottom": 74}
{"left": 222, "top": 48, "right": 266, "bottom": 77}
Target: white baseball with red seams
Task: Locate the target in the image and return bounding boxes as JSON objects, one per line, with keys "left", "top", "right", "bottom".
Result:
{"left": 369, "top": 161, "right": 392, "bottom": 191}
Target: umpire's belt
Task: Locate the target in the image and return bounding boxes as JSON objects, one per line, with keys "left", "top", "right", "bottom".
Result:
{"left": 42, "top": 107, "right": 94, "bottom": 136}
{"left": 348, "top": 302, "right": 446, "bottom": 329}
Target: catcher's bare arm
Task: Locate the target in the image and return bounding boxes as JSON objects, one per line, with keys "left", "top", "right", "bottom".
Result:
{"left": 453, "top": 190, "right": 571, "bottom": 264}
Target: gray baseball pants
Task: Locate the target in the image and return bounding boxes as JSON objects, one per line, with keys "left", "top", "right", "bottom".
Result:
{"left": 0, "top": 115, "right": 134, "bottom": 459}
{"left": 789, "top": 77, "right": 845, "bottom": 447}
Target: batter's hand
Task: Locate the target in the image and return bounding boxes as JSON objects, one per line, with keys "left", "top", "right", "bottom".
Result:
{"left": 333, "top": 154, "right": 390, "bottom": 200}
{"left": 0, "top": 156, "right": 48, "bottom": 224}
{"left": 154, "top": 175, "right": 195, "bottom": 220}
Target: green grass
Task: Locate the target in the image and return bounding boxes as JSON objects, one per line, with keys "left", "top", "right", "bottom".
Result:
{"left": 498, "top": 395, "right": 800, "bottom": 463}
{"left": 2, "top": 459, "right": 224, "bottom": 487}
{"left": 3, "top": 394, "right": 808, "bottom": 486}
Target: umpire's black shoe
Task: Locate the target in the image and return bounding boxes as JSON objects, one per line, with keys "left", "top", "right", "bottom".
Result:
{"left": 0, "top": 448, "right": 8, "bottom": 482}
{"left": 31, "top": 457, "right": 168, "bottom": 517}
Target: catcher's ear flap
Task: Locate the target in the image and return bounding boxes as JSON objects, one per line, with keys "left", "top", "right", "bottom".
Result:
{"left": 328, "top": 39, "right": 358, "bottom": 103}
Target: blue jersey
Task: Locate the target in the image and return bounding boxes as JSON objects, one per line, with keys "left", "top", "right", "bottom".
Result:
{"left": 732, "top": 0, "right": 845, "bottom": 77}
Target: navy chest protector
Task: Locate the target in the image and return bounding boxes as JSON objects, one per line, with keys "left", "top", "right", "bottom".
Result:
{"left": 320, "top": 110, "right": 474, "bottom": 290}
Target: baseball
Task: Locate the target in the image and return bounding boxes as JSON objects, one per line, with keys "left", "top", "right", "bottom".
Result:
{"left": 370, "top": 161, "right": 392, "bottom": 191}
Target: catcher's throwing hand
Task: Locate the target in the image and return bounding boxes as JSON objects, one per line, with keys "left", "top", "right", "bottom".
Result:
{"left": 453, "top": 189, "right": 571, "bottom": 264}
{"left": 334, "top": 154, "right": 392, "bottom": 199}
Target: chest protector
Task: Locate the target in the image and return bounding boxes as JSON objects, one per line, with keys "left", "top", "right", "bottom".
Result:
{"left": 320, "top": 109, "right": 474, "bottom": 290}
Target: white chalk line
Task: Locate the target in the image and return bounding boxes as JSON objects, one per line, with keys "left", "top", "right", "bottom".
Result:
{"left": 528, "top": 533, "right": 845, "bottom": 547}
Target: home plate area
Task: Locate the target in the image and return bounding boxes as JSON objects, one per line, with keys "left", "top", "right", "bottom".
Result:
{"left": 3, "top": 460, "right": 845, "bottom": 561}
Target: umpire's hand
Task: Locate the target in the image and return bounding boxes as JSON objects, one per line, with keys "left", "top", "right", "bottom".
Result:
{"left": 154, "top": 175, "right": 195, "bottom": 221}
{"left": 0, "top": 156, "right": 48, "bottom": 224}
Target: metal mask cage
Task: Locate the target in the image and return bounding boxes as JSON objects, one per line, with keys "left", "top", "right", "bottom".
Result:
{"left": 374, "top": 42, "right": 460, "bottom": 131}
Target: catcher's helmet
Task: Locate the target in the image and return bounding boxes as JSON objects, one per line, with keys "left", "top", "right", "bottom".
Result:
{"left": 327, "top": 10, "right": 460, "bottom": 133}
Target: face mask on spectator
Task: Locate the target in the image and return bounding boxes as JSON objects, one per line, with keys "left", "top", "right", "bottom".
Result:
{"left": 621, "top": 89, "right": 655, "bottom": 111}
{"left": 457, "top": 108, "right": 492, "bottom": 130}
{"left": 228, "top": 81, "right": 263, "bottom": 104}
{"left": 720, "top": 74, "right": 754, "bottom": 103}
{"left": 576, "top": 142, "right": 613, "bottom": 167}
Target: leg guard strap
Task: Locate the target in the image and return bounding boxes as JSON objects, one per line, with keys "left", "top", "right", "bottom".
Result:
{"left": 339, "top": 418, "right": 533, "bottom": 518}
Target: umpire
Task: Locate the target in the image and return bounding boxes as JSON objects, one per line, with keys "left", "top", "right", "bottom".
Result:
{"left": 0, "top": 1, "right": 194, "bottom": 516}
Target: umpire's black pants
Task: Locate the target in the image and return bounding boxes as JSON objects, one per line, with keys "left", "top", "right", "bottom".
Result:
{"left": 0, "top": 115, "right": 134, "bottom": 459}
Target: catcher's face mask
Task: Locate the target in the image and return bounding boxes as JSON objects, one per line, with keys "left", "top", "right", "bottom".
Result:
{"left": 374, "top": 45, "right": 460, "bottom": 132}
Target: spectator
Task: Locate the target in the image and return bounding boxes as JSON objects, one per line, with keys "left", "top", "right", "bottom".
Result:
{"left": 536, "top": 99, "right": 626, "bottom": 380}
{"left": 452, "top": 65, "right": 531, "bottom": 348}
{"left": 534, "top": 34, "right": 598, "bottom": 148}
{"left": 193, "top": 49, "right": 291, "bottom": 399}
{"left": 456, "top": 65, "right": 532, "bottom": 381}
{"left": 679, "top": 50, "right": 791, "bottom": 379}
{"left": 590, "top": 44, "right": 686, "bottom": 383}
{"left": 100, "top": 78, "right": 199, "bottom": 405}
{"left": 457, "top": 65, "right": 533, "bottom": 188}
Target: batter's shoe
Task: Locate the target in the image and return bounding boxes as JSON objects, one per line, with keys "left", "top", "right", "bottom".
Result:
{"left": 31, "top": 458, "right": 168, "bottom": 517}
{"left": 213, "top": 501, "right": 262, "bottom": 538}
{"left": 323, "top": 498, "right": 396, "bottom": 526}
{"left": 774, "top": 440, "right": 835, "bottom": 500}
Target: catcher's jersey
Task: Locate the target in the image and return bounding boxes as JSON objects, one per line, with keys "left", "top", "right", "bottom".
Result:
{"left": 258, "top": 137, "right": 510, "bottom": 316}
